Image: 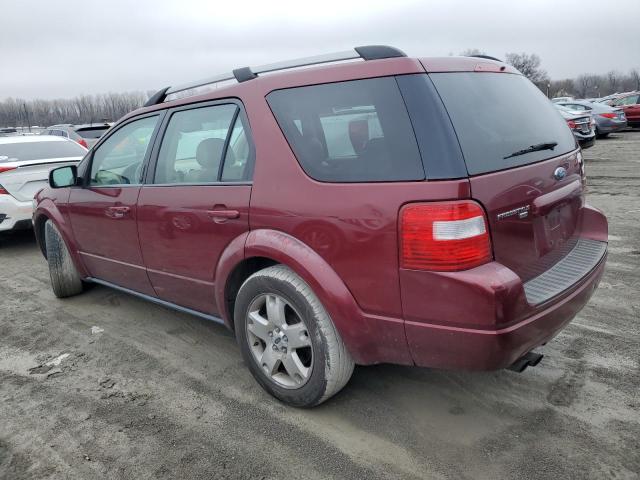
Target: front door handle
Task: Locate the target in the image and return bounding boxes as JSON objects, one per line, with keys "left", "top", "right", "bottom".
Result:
{"left": 105, "top": 206, "right": 131, "bottom": 219}
{"left": 206, "top": 209, "right": 240, "bottom": 223}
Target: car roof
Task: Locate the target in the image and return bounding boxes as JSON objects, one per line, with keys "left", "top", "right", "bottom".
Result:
{"left": 127, "top": 54, "right": 519, "bottom": 122}
{"left": 0, "top": 134, "right": 72, "bottom": 145}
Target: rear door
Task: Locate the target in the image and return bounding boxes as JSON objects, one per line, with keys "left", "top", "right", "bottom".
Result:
{"left": 137, "top": 101, "right": 253, "bottom": 315}
{"left": 429, "top": 71, "right": 586, "bottom": 282}
{"left": 68, "top": 113, "right": 162, "bottom": 295}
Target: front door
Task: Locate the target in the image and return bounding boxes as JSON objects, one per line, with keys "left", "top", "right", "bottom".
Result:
{"left": 137, "top": 102, "right": 253, "bottom": 314}
{"left": 68, "top": 114, "right": 161, "bottom": 295}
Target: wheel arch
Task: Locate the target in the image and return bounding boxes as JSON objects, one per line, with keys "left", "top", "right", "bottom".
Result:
{"left": 215, "top": 228, "right": 371, "bottom": 364}
{"left": 33, "top": 201, "right": 89, "bottom": 278}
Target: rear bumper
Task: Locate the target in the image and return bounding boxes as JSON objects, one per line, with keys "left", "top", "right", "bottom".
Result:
{"left": 597, "top": 120, "right": 627, "bottom": 134}
{"left": 578, "top": 135, "right": 595, "bottom": 149}
{"left": 404, "top": 246, "right": 606, "bottom": 370}
{"left": 0, "top": 195, "right": 33, "bottom": 231}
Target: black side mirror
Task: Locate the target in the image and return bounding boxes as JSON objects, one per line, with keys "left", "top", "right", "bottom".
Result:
{"left": 49, "top": 165, "right": 78, "bottom": 188}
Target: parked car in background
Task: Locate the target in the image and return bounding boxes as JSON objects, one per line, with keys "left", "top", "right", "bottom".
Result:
{"left": 34, "top": 46, "right": 607, "bottom": 407}
{"left": 555, "top": 104, "right": 595, "bottom": 148}
{"left": 556, "top": 100, "right": 627, "bottom": 137}
{"left": 552, "top": 96, "right": 574, "bottom": 103}
{"left": 608, "top": 92, "right": 640, "bottom": 127}
{"left": 0, "top": 135, "right": 86, "bottom": 232}
{"left": 42, "top": 123, "right": 111, "bottom": 149}
{"left": 0, "top": 128, "right": 18, "bottom": 136}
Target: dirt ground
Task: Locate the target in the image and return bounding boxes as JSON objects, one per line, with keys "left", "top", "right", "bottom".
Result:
{"left": 1, "top": 132, "right": 638, "bottom": 480}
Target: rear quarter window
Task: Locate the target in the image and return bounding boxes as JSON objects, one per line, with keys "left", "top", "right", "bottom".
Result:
{"left": 267, "top": 77, "right": 424, "bottom": 182}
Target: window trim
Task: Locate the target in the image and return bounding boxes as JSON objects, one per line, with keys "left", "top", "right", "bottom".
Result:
{"left": 81, "top": 111, "right": 165, "bottom": 188}
{"left": 144, "top": 98, "right": 255, "bottom": 187}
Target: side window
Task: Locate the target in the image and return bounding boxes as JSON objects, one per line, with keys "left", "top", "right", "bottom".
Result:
{"left": 267, "top": 77, "right": 424, "bottom": 182}
{"left": 90, "top": 115, "right": 158, "bottom": 186}
{"left": 221, "top": 116, "right": 253, "bottom": 182}
{"left": 153, "top": 104, "right": 237, "bottom": 184}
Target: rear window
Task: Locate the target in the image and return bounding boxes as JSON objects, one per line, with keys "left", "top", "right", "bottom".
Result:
{"left": 267, "top": 77, "right": 424, "bottom": 182}
{"left": 76, "top": 126, "right": 110, "bottom": 139}
{"left": 430, "top": 72, "right": 577, "bottom": 175}
{"left": 0, "top": 141, "right": 86, "bottom": 163}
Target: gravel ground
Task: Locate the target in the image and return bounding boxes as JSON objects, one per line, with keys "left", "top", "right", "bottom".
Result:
{"left": 1, "top": 131, "right": 638, "bottom": 480}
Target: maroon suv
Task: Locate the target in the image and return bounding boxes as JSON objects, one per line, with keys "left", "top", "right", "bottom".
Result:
{"left": 34, "top": 46, "right": 608, "bottom": 407}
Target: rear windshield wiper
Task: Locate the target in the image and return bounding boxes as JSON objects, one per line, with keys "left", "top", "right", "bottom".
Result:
{"left": 504, "top": 142, "right": 558, "bottom": 160}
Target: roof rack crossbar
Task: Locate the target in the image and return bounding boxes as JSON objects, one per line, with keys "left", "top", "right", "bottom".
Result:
{"left": 150, "top": 45, "right": 406, "bottom": 105}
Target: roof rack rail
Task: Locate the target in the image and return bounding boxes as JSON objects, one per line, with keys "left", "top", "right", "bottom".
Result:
{"left": 467, "top": 54, "right": 503, "bottom": 62}
{"left": 144, "top": 45, "right": 406, "bottom": 107}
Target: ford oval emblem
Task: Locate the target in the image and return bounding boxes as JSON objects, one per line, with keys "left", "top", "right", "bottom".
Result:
{"left": 553, "top": 167, "right": 567, "bottom": 181}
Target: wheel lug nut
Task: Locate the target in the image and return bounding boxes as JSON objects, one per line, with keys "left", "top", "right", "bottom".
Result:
{"left": 275, "top": 328, "right": 280, "bottom": 333}
{"left": 268, "top": 331, "right": 273, "bottom": 337}
{"left": 281, "top": 347, "right": 287, "bottom": 354}
{"left": 272, "top": 344, "right": 278, "bottom": 351}
{"left": 282, "top": 335, "right": 288, "bottom": 343}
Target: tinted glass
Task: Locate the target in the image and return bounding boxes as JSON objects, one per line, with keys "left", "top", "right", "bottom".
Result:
{"left": 153, "top": 104, "right": 237, "bottom": 184}
{"left": 267, "top": 77, "right": 424, "bottom": 182}
{"left": 90, "top": 115, "right": 158, "bottom": 186}
{"left": 76, "top": 126, "right": 110, "bottom": 139}
{"left": 430, "top": 72, "right": 577, "bottom": 175}
{"left": 0, "top": 140, "right": 86, "bottom": 162}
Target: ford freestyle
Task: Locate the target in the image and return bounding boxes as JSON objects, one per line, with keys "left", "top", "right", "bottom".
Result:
{"left": 33, "top": 46, "right": 608, "bottom": 407}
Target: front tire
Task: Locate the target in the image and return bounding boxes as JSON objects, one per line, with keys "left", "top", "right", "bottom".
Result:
{"left": 45, "top": 220, "right": 83, "bottom": 298}
{"left": 235, "top": 265, "right": 354, "bottom": 407}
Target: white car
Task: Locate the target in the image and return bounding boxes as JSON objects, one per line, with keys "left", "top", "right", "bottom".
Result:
{"left": 0, "top": 135, "right": 87, "bottom": 232}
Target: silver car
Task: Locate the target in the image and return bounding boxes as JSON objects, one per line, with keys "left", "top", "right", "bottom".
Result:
{"left": 557, "top": 100, "right": 627, "bottom": 138}
{"left": 41, "top": 123, "right": 111, "bottom": 149}
{"left": 0, "top": 135, "right": 86, "bottom": 232}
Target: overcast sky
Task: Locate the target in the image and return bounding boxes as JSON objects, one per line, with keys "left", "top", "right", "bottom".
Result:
{"left": 1, "top": 0, "right": 638, "bottom": 100}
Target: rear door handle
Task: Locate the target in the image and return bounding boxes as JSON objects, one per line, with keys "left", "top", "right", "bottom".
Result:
{"left": 105, "top": 206, "right": 131, "bottom": 219}
{"left": 206, "top": 209, "right": 240, "bottom": 223}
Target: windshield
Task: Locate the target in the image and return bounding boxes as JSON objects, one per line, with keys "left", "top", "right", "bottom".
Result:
{"left": 0, "top": 140, "right": 86, "bottom": 162}
{"left": 430, "top": 72, "right": 576, "bottom": 175}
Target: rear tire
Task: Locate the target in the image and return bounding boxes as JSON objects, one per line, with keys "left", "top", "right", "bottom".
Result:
{"left": 45, "top": 220, "right": 83, "bottom": 298}
{"left": 235, "top": 265, "right": 354, "bottom": 407}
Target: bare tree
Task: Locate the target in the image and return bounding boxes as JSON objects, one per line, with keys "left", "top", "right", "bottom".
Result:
{"left": 575, "top": 74, "right": 599, "bottom": 98}
{"left": 504, "top": 52, "right": 549, "bottom": 85}
{"left": 630, "top": 69, "right": 640, "bottom": 91}
{"left": 607, "top": 70, "right": 619, "bottom": 93}
{"left": 0, "top": 92, "right": 148, "bottom": 128}
{"left": 459, "top": 48, "right": 487, "bottom": 57}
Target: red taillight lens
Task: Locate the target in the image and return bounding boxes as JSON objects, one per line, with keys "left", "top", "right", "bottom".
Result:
{"left": 566, "top": 120, "right": 577, "bottom": 129}
{"left": 77, "top": 138, "right": 88, "bottom": 148}
{"left": 599, "top": 113, "right": 617, "bottom": 119}
{"left": 0, "top": 167, "right": 16, "bottom": 195}
{"left": 400, "top": 201, "right": 492, "bottom": 271}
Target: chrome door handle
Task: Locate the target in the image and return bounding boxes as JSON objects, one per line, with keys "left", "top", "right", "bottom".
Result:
{"left": 106, "top": 206, "right": 131, "bottom": 219}
{"left": 206, "top": 209, "right": 240, "bottom": 223}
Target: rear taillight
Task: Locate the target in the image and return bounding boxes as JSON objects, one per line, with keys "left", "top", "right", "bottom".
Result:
{"left": 77, "top": 138, "right": 88, "bottom": 148}
{"left": 0, "top": 167, "right": 16, "bottom": 195}
{"left": 599, "top": 113, "right": 617, "bottom": 119}
{"left": 566, "top": 120, "right": 577, "bottom": 129}
{"left": 400, "top": 201, "right": 492, "bottom": 271}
